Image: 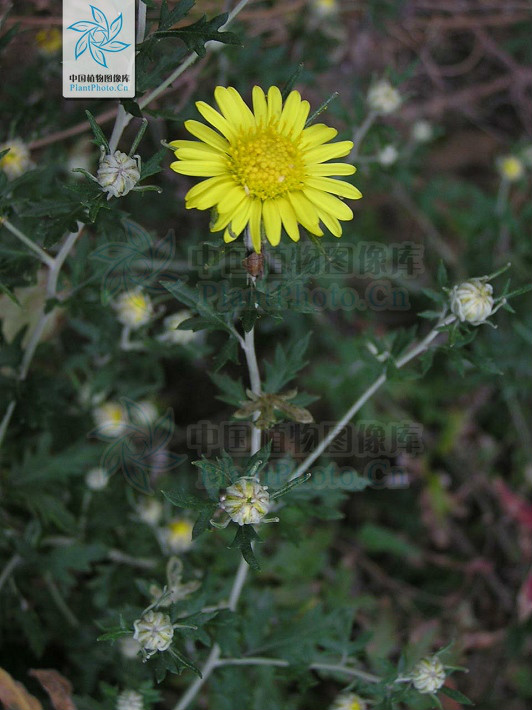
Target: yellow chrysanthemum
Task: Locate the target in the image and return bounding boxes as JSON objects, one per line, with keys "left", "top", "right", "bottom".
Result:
{"left": 170, "top": 86, "right": 362, "bottom": 252}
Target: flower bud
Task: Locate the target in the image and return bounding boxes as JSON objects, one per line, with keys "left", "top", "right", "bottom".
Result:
{"left": 114, "top": 289, "right": 153, "bottom": 329}
{"left": 85, "top": 466, "right": 109, "bottom": 491}
{"left": 330, "top": 692, "right": 367, "bottom": 710}
{"left": 220, "top": 478, "right": 270, "bottom": 526}
{"left": 0, "top": 139, "right": 31, "bottom": 179}
{"left": 450, "top": 280, "right": 494, "bottom": 325}
{"left": 116, "top": 690, "right": 143, "bottom": 710}
{"left": 133, "top": 610, "right": 173, "bottom": 657}
{"left": 377, "top": 145, "right": 398, "bottom": 166}
{"left": 97, "top": 150, "right": 140, "bottom": 199}
{"left": 367, "top": 80, "right": 401, "bottom": 115}
{"left": 411, "top": 656, "right": 446, "bottom": 694}
{"left": 411, "top": 120, "right": 433, "bottom": 143}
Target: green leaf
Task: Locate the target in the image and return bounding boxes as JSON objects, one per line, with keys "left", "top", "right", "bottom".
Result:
{"left": 154, "top": 14, "right": 241, "bottom": 58}
{"left": 162, "top": 488, "right": 211, "bottom": 510}
{"left": 229, "top": 525, "right": 260, "bottom": 570}
{"left": 85, "top": 110, "right": 110, "bottom": 153}
{"left": 121, "top": 99, "right": 143, "bottom": 118}
{"left": 439, "top": 686, "right": 474, "bottom": 705}
{"left": 161, "top": 279, "right": 238, "bottom": 338}
{"left": 192, "top": 506, "right": 217, "bottom": 539}
{"left": 158, "top": 0, "right": 196, "bottom": 31}
{"left": 210, "top": 372, "right": 247, "bottom": 406}
{"left": 140, "top": 148, "right": 167, "bottom": 180}
{"left": 357, "top": 523, "right": 422, "bottom": 561}
{"left": 263, "top": 332, "right": 312, "bottom": 393}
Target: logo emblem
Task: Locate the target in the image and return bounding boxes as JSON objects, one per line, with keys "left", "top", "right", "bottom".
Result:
{"left": 67, "top": 4, "right": 130, "bottom": 68}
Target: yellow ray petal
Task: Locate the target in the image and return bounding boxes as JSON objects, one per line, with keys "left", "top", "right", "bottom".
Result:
{"left": 287, "top": 191, "right": 323, "bottom": 236}
{"left": 307, "top": 162, "right": 356, "bottom": 176}
{"left": 170, "top": 160, "right": 226, "bottom": 177}
{"left": 196, "top": 101, "right": 236, "bottom": 140}
{"left": 174, "top": 145, "right": 227, "bottom": 161}
{"left": 214, "top": 86, "right": 254, "bottom": 131}
{"left": 183, "top": 121, "right": 230, "bottom": 152}
{"left": 216, "top": 185, "right": 248, "bottom": 215}
{"left": 278, "top": 90, "right": 301, "bottom": 135}
{"left": 300, "top": 123, "right": 338, "bottom": 149}
{"left": 318, "top": 209, "right": 342, "bottom": 237}
{"left": 267, "top": 85, "right": 283, "bottom": 122}
{"left": 249, "top": 199, "right": 263, "bottom": 252}
{"left": 252, "top": 85, "right": 268, "bottom": 124}
{"left": 185, "top": 176, "right": 232, "bottom": 206}
{"left": 262, "top": 198, "right": 282, "bottom": 246}
{"left": 307, "top": 176, "right": 362, "bottom": 200}
{"left": 303, "top": 187, "right": 354, "bottom": 221}
{"left": 277, "top": 196, "right": 300, "bottom": 242}
{"left": 304, "top": 140, "right": 354, "bottom": 164}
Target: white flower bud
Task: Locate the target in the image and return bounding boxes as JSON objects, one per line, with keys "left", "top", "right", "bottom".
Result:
{"left": 497, "top": 155, "right": 524, "bottom": 182}
{"left": 0, "top": 139, "right": 31, "bottom": 179}
{"left": 133, "top": 610, "right": 174, "bottom": 657}
{"left": 114, "top": 289, "right": 153, "bottom": 329}
{"left": 411, "top": 656, "right": 446, "bottom": 694}
{"left": 163, "top": 518, "right": 194, "bottom": 553}
{"left": 116, "top": 690, "right": 143, "bottom": 710}
{"left": 159, "top": 311, "right": 196, "bottom": 345}
{"left": 411, "top": 120, "right": 433, "bottom": 143}
{"left": 367, "top": 80, "right": 402, "bottom": 115}
{"left": 85, "top": 466, "right": 109, "bottom": 491}
{"left": 450, "top": 280, "right": 494, "bottom": 325}
{"left": 220, "top": 478, "right": 270, "bottom": 526}
{"left": 137, "top": 497, "right": 163, "bottom": 526}
{"left": 93, "top": 400, "right": 128, "bottom": 437}
{"left": 377, "top": 145, "right": 398, "bottom": 166}
{"left": 97, "top": 150, "right": 140, "bottom": 199}
{"left": 330, "top": 692, "right": 367, "bottom": 710}
{"left": 132, "top": 400, "right": 159, "bottom": 427}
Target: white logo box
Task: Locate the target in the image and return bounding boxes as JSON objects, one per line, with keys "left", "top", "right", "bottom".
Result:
{"left": 63, "top": 0, "right": 135, "bottom": 98}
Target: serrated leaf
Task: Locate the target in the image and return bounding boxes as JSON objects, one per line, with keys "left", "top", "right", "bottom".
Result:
{"left": 439, "top": 686, "right": 474, "bottom": 705}
{"left": 162, "top": 489, "right": 211, "bottom": 510}
{"left": 154, "top": 14, "right": 240, "bottom": 58}
{"left": 85, "top": 110, "right": 110, "bottom": 153}
{"left": 229, "top": 525, "right": 260, "bottom": 570}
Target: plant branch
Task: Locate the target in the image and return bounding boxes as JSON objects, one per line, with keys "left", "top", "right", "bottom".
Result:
{"left": 2, "top": 219, "right": 55, "bottom": 267}
{"left": 288, "top": 313, "right": 456, "bottom": 481}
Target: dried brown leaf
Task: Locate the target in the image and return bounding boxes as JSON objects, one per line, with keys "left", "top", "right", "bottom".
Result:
{"left": 0, "top": 668, "right": 42, "bottom": 710}
{"left": 28, "top": 670, "right": 77, "bottom": 710}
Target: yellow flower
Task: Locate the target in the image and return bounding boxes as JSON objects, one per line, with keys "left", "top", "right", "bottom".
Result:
{"left": 114, "top": 289, "right": 153, "bottom": 328}
{"left": 164, "top": 519, "right": 194, "bottom": 553}
{"left": 0, "top": 139, "right": 31, "bottom": 179}
{"left": 170, "top": 85, "right": 362, "bottom": 252}
{"left": 93, "top": 401, "right": 128, "bottom": 437}
{"left": 35, "top": 27, "right": 62, "bottom": 54}
{"left": 498, "top": 155, "right": 524, "bottom": 182}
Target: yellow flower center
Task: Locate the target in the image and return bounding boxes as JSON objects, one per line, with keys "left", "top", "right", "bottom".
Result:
{"left": 227, "top": 124, "right": 305, "bottom": 200}
{"left": 168, "top": 520, "right": 193, "bottom": 538}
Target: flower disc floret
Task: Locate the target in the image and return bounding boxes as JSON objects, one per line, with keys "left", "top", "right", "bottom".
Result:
{"left": 170, "top": 85, "right": 362, "bottom": 252}
{"left": 450, "top": 280, "right": 494, "bottom": 325}
{"left": 133, "top": 610, "right": 173, "bottom": 657}
{"left": 411, "top": 656, "right": 446, "bottom": 694}
{"left": 220, "top": 477, "right": 270, "bottom": 525}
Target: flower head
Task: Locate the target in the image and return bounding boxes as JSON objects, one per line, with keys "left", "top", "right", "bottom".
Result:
{"left": 114, "top": 289, "right": 153, "bottom": 328}
{"left": 377, "top": 144, "right": 398, "bottom": 166}
{"left": 164, "top": 519, "right": 194, "bottom": 553}
{"left": 97, "top": 150, "right": 140, "bottom": 199}
{"left": 93, "top": 401, "right": 128, "bottom": 437}
{"left": 85, "top": 466, "right": 109, "bottom": 491}
{"left": 411, "top": 656, "right": 446, "bottom": 694}
{"left": 411, "top": 120, "right": 433, "bottom": 143}
{"left": 36, "top": 27, "right": 62, "bottom": 54}
{"left": 116, "top": 690, "right": 143, "bottom": 710}
{"left": 497, "top": 155, "right": 524, "bottom": 182}
{"left": 0, "top": 139, "right": 31, "bottom": 179}
{"left": 137, "top": 497, "right": 163, "bottom": 525}
{"left": 450, "top": 280, "right": 494, "bottom": 325}
{"left": 330, "top": 692, "right": 367, "bottom": 710}
{"left": 133, "top": 610, "right": 174, "bottom": 658}
{"left": 367, "top": 79, "right": 402, "bottom": 115}
{"left": 312, "top": 0, "right": 338, "bottom": 17}
{"left": 159, "top": 310, "right": 196, "bottom": 345}
{"left": 220, "top": 477, "right": 270, "bottom": 525}
{"left": 170, "top": 85, "right": 361, "bottom": 252}
{"left": 132, "top": 400, "right": 159, "bottom": 427}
